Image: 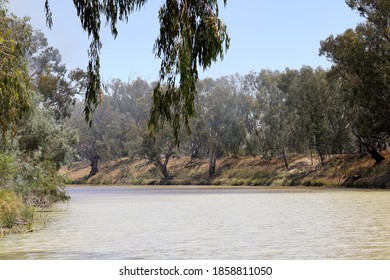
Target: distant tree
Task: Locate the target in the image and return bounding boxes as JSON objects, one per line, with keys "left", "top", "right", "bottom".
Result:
{"left": 240, "top": 70, "right": 293, "bottom": 167}
{"left": 193, "top": 76, "right": 245, "bottom": 177}
{"left": 44, "top": 0, "right": 230, "bottom": 141}
{"left": 67, "top": 77, "right": 154, "bottom": 178}
{"left": 67, "top": 101, "right": 104, "bottom": 178}
{"left": 141, "top": 129, "right": 175, "bottom": 182}
{"left": 260, "top": 70, "right": 292, "bottom": 168}
{"left": 105, "top": 77, "right": 152, "bottom": 159}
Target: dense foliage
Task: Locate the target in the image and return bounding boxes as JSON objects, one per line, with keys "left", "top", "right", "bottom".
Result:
{"left": 0, "top": 3, "right": 77, "bottom": 230}
{"left": 320, "top": 0, "right": 389, "bottom": 162}
{"left": 0, "top": 3, "right": 31, "bottom": 138}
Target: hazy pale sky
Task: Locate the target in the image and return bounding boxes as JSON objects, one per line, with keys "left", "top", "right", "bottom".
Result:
{"left": 9, "top": 0, "right": 363, "bottom": 82}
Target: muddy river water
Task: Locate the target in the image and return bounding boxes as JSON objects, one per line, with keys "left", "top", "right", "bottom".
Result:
{"left": 1, "top": 186, "right": 390, "bottom": 259}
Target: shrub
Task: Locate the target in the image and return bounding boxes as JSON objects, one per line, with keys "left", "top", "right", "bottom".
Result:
{"left": 15, "top": 160, "right": 69, "bottom": 207}
{"left": 0, "top": 189, "right": 23, "bottom": 229}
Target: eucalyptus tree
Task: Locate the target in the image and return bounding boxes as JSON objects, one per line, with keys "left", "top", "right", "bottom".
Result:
{"left": 238, "top": 72, "right": 265, "bottom": 156}
{"left": 259, "top": 70, "right": 294, "bottom": 168}
{"left": 105, "top": 77, "right": 152, "bottom": 159}
{"left": 140, "top": 128, "right": 176, "bottom": 181}
{"left": 320, "top": 0, "right": 389, "bottom": 163}
{"left": 68, "top": 77, "right": 154, "bottom": 178}
{"left": 193, "top": 76, "right": 246, "bottom": 177}
{"left": 0, "top": 3, "right": 31, "bottom": 138}
{"left": 44, "top": 0, "right": 230, "bottom": 142}
{"left": 28, "top": 30, "right": 87, "bottom": 121}
{"left": 67, "top": 101, "right": 106, "bottom": 178}
{"left": 239, "top": 70, "right": 294, "bottom": 168}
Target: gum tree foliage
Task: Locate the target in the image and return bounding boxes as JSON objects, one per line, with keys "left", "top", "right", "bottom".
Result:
{"left": 13, "top": 104, "right": 77, "bottom": 206}
{"left": 68, "top": 99, "right": 112, "bottom": 178}
{"left": 278, "top": 67, "right": 351, "bottom": 164}
{"left": 191, "top": 76, "right": 246, "bottom": 177}
{"left": 140, "top": 128, "right": 176, "bottom": 181}
{"left": 0, "top": 3, "right": 31, "bottom": 138}
{"left": 320, "top": 0, "right": 389, "bottom": 162}
{"left": 105, "top": 77, "right": 152, "bottom": 159}
{"left": 67, "top": 77, "right": 153, "bottom": 178}
{"left": 28, "top": 30, "right": 87, "bottom": 121}
{"left": 44, "top": 0, "right": 230, "bottom": 142}
{"left": 237, "top": 68, "right": 352, "bottom": 168}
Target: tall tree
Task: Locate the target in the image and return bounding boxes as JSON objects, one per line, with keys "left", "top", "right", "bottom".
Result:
{"left": 193, "top": 76, "right": 245, "bottom": 177}
{"left": 44, "top": 0, "right": 230, "bottom": 141}
{"left": 320, "top": 0, "right": 389, "bottom": 162}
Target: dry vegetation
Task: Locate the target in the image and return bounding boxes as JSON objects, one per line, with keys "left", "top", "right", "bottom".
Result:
{"left": 61, "top": 151, "right": 390, "bottom": 188}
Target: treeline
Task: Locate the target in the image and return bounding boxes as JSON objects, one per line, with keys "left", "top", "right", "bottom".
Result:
{"left": 65, "top": 0, "right": 390, "bottom": 183}
{"left": 65, "top": 1, "right": 389, "bottom": 183}
{"left": 66, "top": 68, "right": 364, "bottom": 181}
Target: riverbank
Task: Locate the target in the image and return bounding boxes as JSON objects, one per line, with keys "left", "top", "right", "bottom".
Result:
{"left": 61, "top": 151, "right": 390, "bottom": 188}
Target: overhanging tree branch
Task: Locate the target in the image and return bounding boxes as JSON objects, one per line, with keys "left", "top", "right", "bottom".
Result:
{"left": 44, "top": 0, "right": 230, "bottom": 144}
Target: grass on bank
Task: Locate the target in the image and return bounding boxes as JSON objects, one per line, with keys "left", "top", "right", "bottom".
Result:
{"left": 61, "top": 150, "right": 390, "bottom": 188}
{"left": 0, "top": 189, "right": 35, "bottom": 232}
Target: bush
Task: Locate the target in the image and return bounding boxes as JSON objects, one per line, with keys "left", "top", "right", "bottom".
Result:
{"left": 15, "top": 160, "right": 69, "bottom": 207}
{"left": 0, "top": 189, "right": 23, "bottom": 229}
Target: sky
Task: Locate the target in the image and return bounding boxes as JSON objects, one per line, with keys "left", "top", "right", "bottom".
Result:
{"left": 8, "top": 0, "right": 363, "bottom": 83}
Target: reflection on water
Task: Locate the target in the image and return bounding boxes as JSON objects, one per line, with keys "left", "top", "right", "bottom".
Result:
{"left": 1, "top": 186, "right": 390, "bottom": 259}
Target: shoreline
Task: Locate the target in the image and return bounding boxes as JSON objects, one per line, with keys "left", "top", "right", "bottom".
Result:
{"left": 65, "top": 184, "right": 389, "bottom": 193}
{"left": 61, "top": 152, "right": 390, "bottom": 189}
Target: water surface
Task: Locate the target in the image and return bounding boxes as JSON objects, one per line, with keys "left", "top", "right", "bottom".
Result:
{"left": 1, "top": 185, "right": 390, "bottom": 259}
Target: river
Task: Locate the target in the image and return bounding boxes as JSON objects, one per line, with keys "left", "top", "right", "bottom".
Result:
{"left": 1, "top": 185, "right": 390, "bottom": 259}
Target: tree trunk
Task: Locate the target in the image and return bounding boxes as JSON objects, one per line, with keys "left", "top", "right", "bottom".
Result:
{"left": 160, "top": 162, "right": 171, "bottom": 179}
{"left": 208, "top": 145, "right": 216, "bottom": 178}
{"left": 317, "top": 149, "right": 325, "bottom": 165}
{"left": 88, "top": 154, "right": 100, "bottom": 178}
{"left": 353, "top": 131, "right": 384, "bottom": 164}
{"left": 154, "top": 143, "right": 173, "bottom": 180}
{"left": 281, "top": 148, "right": 289, "bottom": 170}
{"left": 190, "top": 142, "right": 199, "bottom": 159}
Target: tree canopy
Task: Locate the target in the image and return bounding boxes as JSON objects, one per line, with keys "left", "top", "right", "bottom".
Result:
{"left": 44, "top": 0, "right": 230, "bottom": 142}
{"left": 320, "top": 0, "right": 389, "bottom": 142}
{"left": 0, "top": 4, "right": 31, "bottom": 138}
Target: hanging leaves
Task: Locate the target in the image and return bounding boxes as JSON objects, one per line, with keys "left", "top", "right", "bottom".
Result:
{"left": 44, "top": 0, "right": 229, "bottom": 143}
{"left": 0, "top": 5, "right": 31, "bottom": 139}
{"left": 150, "top": 0, "right": 230, "bottom": 144}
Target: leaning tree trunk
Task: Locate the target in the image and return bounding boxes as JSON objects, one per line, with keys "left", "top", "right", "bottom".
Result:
{"left": 353, "top": 131, "right": 385, "bottom": 164}
{"left": 153, "top": 143, "right": 174, "bottom": 183}
{"left": 88, "top": 154, "right": 100, "bottom": 178}
{"left": 160, "top": 164, "right": 170, "bottom": 179}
